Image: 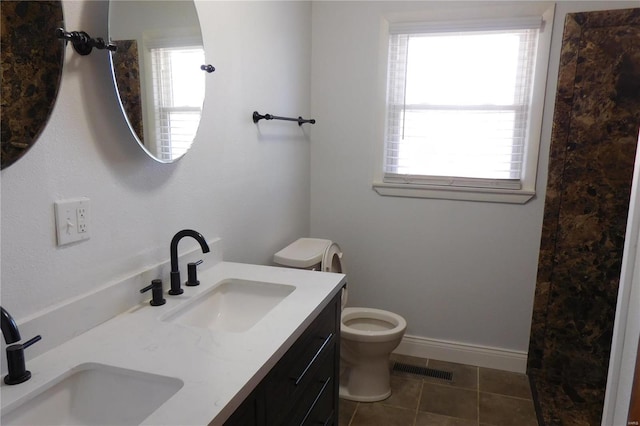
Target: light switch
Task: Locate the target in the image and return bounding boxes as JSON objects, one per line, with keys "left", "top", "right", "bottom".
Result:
{"left": 54, "top": 198, "right": 90, "bottom": 246}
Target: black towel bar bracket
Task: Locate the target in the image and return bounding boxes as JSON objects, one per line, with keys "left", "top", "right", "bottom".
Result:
{"left": 253, "top": 111, "right": 316, "bottom": 126}
{"left": 56, "top": 28, "right": 116, "bottom": 56}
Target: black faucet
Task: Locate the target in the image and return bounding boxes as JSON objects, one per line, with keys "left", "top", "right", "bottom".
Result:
{"left": 1, "top": 307, "right": 41, "bottom": 385}
{"left": 140, "top": 279, "right": 166, "bottom": 306}
{"left": 169, "top": 229, "right": 210, "bottom": 295}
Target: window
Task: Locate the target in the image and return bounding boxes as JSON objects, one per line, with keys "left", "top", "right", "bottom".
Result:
{"left": 150, "top": 46, "right": 205, "bottom": 161}
{"left": 374, "top": 7, "right": 554, "bottom": 203}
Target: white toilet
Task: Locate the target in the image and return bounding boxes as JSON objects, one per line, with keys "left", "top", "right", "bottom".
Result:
{"left": 274, "top": 238, "right": 407, "bottom": 402}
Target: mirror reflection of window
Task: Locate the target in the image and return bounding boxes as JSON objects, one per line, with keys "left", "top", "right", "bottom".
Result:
{"left": 149, "top": 46, "right": 204, "bottom": 161}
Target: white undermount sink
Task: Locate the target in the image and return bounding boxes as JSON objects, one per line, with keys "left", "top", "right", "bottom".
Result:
{"left": 162, "top": 278, "right": 296, "bottom": 332}
{"left": 1, "top": 363, "right": 183, "bottom": 426}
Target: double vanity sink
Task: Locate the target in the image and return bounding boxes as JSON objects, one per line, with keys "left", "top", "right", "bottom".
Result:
{"left": 163, "top": 279, "right": 295, "bottom": 333}
{"left": 2, "top": 363, "right": 183, "bottom": 425}
{"left": 1, "top": 262, "right": 345, "bottom": 425}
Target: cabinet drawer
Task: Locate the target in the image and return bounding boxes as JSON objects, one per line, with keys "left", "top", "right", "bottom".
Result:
{"left": 265, "top": 299, "right": 338, "bottom": 423}
{"left": 287, "top": 352, "right": 336, "bottom": 426}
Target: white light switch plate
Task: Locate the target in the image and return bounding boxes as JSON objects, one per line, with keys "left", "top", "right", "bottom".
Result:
{"left": 55, "top": 198, "right": 90, "bottom": 246}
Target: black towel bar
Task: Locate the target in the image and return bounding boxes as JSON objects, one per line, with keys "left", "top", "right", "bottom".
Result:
{"left": 253, "top": 111, "right": 315, "bottom": 126}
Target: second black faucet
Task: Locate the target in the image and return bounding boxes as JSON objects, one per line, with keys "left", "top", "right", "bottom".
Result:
{"left": 1, "top": 307, "right": 41, "bottom": 385}
{"left": 169, "top": 229, "right": 210, "bottom": 295}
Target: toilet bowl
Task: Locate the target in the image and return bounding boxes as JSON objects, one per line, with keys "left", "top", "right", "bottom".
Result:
{"left": 340, "top": 307, "right": 407, "bottom": 402}
{"left": 273, "top": 238, "right": 407, "bottom": 402}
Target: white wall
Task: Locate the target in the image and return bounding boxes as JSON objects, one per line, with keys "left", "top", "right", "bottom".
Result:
{"left": 0, "top": 1, "right": 312, "bottom": 320}
{"left": 310, "top": 1, "right": 637, "bottom": 359}
{"left": 3, "top": 0, "right": 636, "bottom": 373}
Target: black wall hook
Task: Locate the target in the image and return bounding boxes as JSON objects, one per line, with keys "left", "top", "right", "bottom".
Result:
{"left": 56, "top": 28, "right": 117, "bottom": 56}
{"left": 253, "top": 111, "right": 316, "bottom": 126}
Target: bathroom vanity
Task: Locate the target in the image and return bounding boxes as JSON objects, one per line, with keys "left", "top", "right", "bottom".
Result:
{"left": 226, "top": 291, "right": 340, "bottom": 425}
{"left": 0, "top": 244, "right": 346, "bottom": 426}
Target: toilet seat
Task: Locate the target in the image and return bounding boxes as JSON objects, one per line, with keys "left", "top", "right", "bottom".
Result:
{"left": 322, "top": 243, "right": 345, "bottom": 274}
{"left": 341, "top": 307, "right": 407, "bottom": 343}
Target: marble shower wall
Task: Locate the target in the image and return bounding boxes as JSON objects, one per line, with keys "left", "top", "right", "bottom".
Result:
{"left": 111, "top": 40, "right": 144, "bottom": 144}
{"left": 528, "top": 8, "right": 640, "bottom": 426}
{"left": 0, "top": 1, "right": 64, "bottom": 169}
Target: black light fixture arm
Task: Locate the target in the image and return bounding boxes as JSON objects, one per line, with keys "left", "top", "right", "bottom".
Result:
{"left": 56, "top": 28, "right": 117, "bottom": 56}
{"left": 253, "top": 111, "right": 316, "bottom": 126}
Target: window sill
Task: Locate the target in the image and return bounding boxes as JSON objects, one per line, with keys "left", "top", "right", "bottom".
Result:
{"left": 372, "top": 181, "right": 536, "bottom": 204}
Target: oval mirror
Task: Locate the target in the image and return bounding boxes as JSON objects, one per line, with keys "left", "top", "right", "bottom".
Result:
{"left": 1, "top": 1, "right": 65, "bottom": 170}
{"left": 108, "top": 1, "right": 206, "bottom": 163}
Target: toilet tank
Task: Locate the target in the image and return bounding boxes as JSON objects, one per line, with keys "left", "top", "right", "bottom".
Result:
{"left": 273, "top": 238, "right": 332, "bottom": 269}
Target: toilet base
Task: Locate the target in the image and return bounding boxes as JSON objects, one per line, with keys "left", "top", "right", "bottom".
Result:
{"left": 338, "top": 356, "right": 392, "bottom": 402}
{"left": 339, "top": 385, "right": 391, "bottom": 402}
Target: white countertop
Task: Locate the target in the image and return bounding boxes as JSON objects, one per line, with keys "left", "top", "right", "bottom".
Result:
{"left": 0, "top": 262, "right": 346, "bottom": 425}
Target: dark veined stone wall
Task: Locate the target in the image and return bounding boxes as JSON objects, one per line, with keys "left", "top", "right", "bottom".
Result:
{"left": 528, "top": 8, "right": 640, "bottom": 426}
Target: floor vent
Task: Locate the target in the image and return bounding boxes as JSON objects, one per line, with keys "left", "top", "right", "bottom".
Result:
{"left": 392, "top": 361, "right": 453, "bottom": 381}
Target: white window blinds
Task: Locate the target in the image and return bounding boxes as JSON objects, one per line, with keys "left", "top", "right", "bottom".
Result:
{"left": 150, "top": 46, "right": 205, "bottom": 161}
{"left": 384, "top": 18, "right": 542, "bottom": 190}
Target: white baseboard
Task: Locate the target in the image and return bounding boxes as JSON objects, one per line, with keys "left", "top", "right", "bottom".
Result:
{"left": 394, "top": 334, "right": 528, "bottom": 374}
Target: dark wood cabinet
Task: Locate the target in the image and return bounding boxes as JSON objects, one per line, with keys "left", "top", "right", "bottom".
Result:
{"left": 224, "top": 292, "right": 340, "bottom": 426}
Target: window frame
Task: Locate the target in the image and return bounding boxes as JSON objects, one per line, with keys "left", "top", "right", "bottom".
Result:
{"left": 372, "top": 4, "right": 555, "bottom": 204}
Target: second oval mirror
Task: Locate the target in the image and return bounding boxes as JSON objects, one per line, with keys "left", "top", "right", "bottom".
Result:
{"left": 108, "top": 1, "right": 206, "bottom": 163}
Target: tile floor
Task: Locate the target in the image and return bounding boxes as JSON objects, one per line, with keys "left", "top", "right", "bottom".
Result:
{"left": 339, "top": 354, "right": 539, "bottom": 426}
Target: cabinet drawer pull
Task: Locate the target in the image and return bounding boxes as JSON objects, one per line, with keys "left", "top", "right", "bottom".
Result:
{"left": 317, "top": 410, "right": 334, "bottom": 425}
{"left": 292, "top": 333, "right": 334, "bottom": 385}
{"left": 300, "top": 376, "right": 332, "bottom": 426}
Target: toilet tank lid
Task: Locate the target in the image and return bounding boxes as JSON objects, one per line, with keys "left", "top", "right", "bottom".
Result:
{"left": 274, "top": 238, "right": 333, "bottom": 268}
